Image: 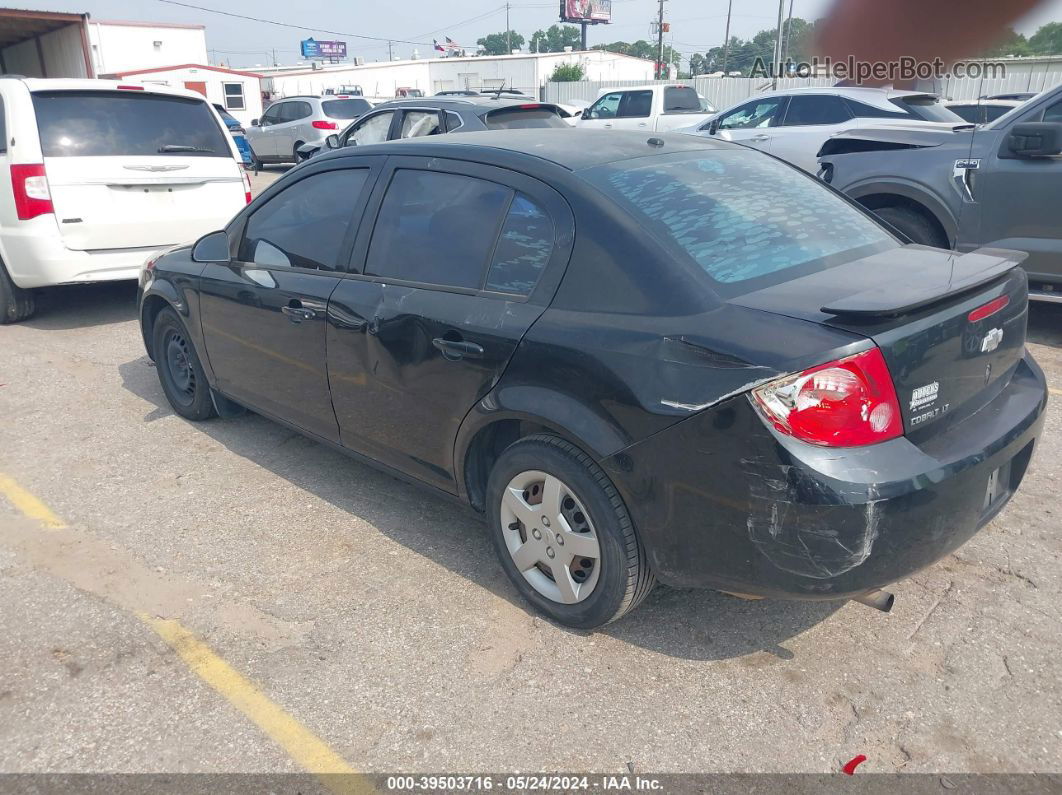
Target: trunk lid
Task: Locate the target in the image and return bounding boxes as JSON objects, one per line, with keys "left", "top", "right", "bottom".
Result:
{"left": 32, "top": 88, "right": 244, "bottom": 251}
{"left": 731, "top": 246, "right": 1029, "bottom": 434}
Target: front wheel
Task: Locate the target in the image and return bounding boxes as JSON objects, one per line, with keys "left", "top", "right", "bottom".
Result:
{"left": 486, "top": 435, "right": 655, "bottom": 629}
{"left": 152, "top": 307, "right": 217, "bottom": 421}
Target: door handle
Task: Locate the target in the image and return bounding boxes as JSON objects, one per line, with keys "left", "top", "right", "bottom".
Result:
{"left": 432, "top": 337, "right": 484, "bottom": 360}
{"left": 281, "top": 300, "right": 316, "bottom": 323}
{"left": 603, "top": 123, "right": 612, "bottom": 128}
{"left": 750, "top": 134, "right": 770, "bottom": 143}
{"left": 638, "top": 122, "right": 648, "bottom": 127}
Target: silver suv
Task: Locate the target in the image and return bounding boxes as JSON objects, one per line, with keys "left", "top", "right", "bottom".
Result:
{"left": 246, "top": 95, "right": 372, "bottom": 165}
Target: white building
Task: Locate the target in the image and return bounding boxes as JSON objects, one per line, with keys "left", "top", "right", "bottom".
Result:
{"left": 102, "top": 63, "right": 264, "bottom": 126}
{"left": 261, "top": 50, "right": 655, "bottom": 101}
{"left": 88, "top": 19, "right": 208, "bottom": 76}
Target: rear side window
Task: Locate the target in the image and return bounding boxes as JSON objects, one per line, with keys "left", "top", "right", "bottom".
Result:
{"left": 618, "top": 91, "right": 652, "bottom": 118}
{"left": 32, "top": 91, "right": 229, "bottom": 157}
{"left": 486, "top": 194, "right": 554, "bottom": 295}
{"left": 782, "top": 95, "right": 852, "bottom": 126}
{"left": 844, "top": 98, "right": 911, "bottom": 119}
{"left": 891, "top": 95, "right": 961, "bottom": 122}
{"left": 583, "top": 151, "right": 895, "bottom": 297}
{"left": 239, "top": 169, "right": 369, "bottom": 270}
{"left": 366, "top": 169, "right": 512, "bottom": 289}
{"left": 663, "top": 86, "right": 701, "bottom": 113}
{"left": 483, "top": 106, "right": 568, "bottom": 129}
{"left": 322, "top": 98, "right": 371, "bottom": 119}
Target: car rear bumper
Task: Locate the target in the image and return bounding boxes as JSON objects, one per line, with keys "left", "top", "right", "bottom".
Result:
{"left": 602, "top": 351, "right": 1048, "bottom": 600}
{"left": 3, "top": 227, "right": 163, "bottom": 288}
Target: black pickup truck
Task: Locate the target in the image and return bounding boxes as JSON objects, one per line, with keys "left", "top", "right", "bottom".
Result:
{"left": 818, "top": 85, "right": 1062, "bottom": 303}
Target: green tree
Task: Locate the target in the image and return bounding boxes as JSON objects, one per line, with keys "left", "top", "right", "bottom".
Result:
{"left": 550, "top": 62, "right": 585, "bottom": 81}
{"left": 477, "top": 31, "right": 525, "bottom": 56}
{"left": 1029, "top": 22, "right": 1062, "bottom": 55}
{"left": 984, "top": 27, "right": 1031, "bottom": 57}
{"left": 529, "top": 25, "right": 582, "bottom": 53}
{"left": 688, "top": 53, "right": 706, "bottom": 76}
{"left": 593, "top": 40, "right": 680, "bottom": 67}
{"left": 701, "top": 18, "right": 819, "bottom": 77}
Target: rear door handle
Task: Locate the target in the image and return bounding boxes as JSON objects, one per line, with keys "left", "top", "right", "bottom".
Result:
{"left": 432, "top": 337, "right": 484, "bottom": 360}
{"left": 282, "top": 300, "right": 316, "bottom": 323}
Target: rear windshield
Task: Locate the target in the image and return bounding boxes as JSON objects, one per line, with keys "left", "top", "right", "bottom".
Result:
{"left": 322, "top": 98, "right": 371, "bottom": 119}
{"left": 32, "top": 90, "right": 229, "bottom": 157}
{"left": 582, "top": 151, "right": 896, "bottom": 298}
{"left": 891, "top": 95, "right": 963, "bottom": 123}
{"left": 483, "top": 106, "right": 568, "bottom": 129}
{"left": 664, "top": 86, "right": 702, "bottom": 113}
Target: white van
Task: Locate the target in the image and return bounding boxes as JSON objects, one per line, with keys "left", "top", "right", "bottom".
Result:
{"left": 0, "top": 78, "right": 251, "bottom": 322}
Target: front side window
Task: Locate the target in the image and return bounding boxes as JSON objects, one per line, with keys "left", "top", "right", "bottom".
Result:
{"left": 588, "top": 92, "right": 622, "bottom": 119}
{"left": 618, "top": 91, "right": 653, "bottom": 119}
{"left": 239, "top": 169, "right": 369, "bottom": 270}
{"left": 1043, "top": 99, "right": 1062, "bottom": 123}
{"left": 260, "top": 105, "right": 282, "bottom": 125}
{"left": 223, "top": 82, "right": 245, "bottom": 111}
{"left": 717, "top": 98, "right": 786, "bottom": 130}
{"left": 366, "top": 169, "right": 512, "bottom": 289}
{"left": 485, "top": 194, "right": 554, "bottom": 295}
{"left": 347, "top": 111, "right": 393, "bottom": 145}
{"left": 32, "top": 91, "right": 229, "bottom": 157}
{"left": 400, "top": 110, "right": 442, "bottom": 138}
{"left": 782, "top": 95, "right": 852, "bottom": 126}
{"left": 583, "top": 151, "right": 895, "bottom": 296}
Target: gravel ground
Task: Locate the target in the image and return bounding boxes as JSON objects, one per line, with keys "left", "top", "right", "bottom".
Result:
{"left": 0, "top": 169, "right": 1059, "bottom": 775}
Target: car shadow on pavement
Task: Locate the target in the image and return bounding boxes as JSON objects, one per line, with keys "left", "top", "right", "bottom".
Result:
{"left": 22, "top": 282, "right": 138, "bottom": 330}
{"left": 119, "top": 354, "right": 843, "bottom": 662}
{"left": 1028, "top": 302, "right": 1062, "bottom": 347}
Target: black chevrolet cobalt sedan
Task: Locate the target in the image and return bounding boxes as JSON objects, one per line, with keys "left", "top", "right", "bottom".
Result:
{"left": 138, "top": 129, "right": 1047, "bottom": 628}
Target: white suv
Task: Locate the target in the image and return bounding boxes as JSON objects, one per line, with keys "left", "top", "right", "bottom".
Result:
{"left": 0, "top": 78, "right": 251, "bottom": 322}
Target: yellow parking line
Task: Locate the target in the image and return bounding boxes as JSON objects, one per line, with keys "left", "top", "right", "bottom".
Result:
{"left": 141, "top": 614, "right": 362, "bottom": 786}
{"left": 0, "top": 473, "right": 66, "bottom": 529}
{"left": 1050, "top": 387, "right": 1061, "bottom": 397}
{"left": 0, "top": 471, "right": 365, "bottom": 792}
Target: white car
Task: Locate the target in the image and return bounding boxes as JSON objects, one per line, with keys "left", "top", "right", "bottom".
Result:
{"left": 0, "top": 78, "right": 251, "bottom": 323}
{"left": 680, "top": 87, "right": 967, "bottom": 172}
{"left": 576, "top": 84, "right": 716, "bottom": 132}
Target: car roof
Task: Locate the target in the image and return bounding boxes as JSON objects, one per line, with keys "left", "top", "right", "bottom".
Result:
{"left": 318, "top": 128, "right": 740, "bottom": 171}
{"left": 369, "top": 95, "right": 557, "bottom": 113}
{"left": 753, "top": 86, "right": 934, "bottom": 100}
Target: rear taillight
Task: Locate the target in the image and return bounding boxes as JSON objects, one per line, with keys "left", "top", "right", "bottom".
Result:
{"left": 242, "top": 169, "right": 252, "bottom": 204}
{"left": 750, "top": 348, "right": 903, "bottom": 447}
{"left": 312, "top": 120, "right": 338, "bottom": 130}
{"left": 11, "top": 164, "right": 53, "bottom": 220}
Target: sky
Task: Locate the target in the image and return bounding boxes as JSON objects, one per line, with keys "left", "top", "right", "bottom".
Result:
{"left": 18, "top": 0, "right": 1062, "bottom": 68}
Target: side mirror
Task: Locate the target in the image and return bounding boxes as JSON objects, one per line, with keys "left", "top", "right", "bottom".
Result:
{"left": 580, "top": 108, "right": 591, "bottom": 120}
{"left": 191, "top": 230, "right": 231, "bottom": 264}
{"left": 325, "top": 134, "right": 340, "bottom": 149}
{"left": 708, "top": 118, "right": 721, "bottom": 135}
{"left": 1003, "top": 122, "right": 1062, "bottom": 158}
{"left": 251, "top": 118, "right": 259, "bottom": 126}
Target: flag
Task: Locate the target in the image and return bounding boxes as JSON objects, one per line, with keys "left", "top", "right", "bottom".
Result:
{"left": 445, "top": 36, "right": 461, "bottom": 51}
{"left": 433, "top": 39, "right": 445, "bottom": 52}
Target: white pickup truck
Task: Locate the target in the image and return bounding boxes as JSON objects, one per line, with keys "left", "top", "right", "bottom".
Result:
{"left": 575, "top": 84, "right": 716, "bottom": 132}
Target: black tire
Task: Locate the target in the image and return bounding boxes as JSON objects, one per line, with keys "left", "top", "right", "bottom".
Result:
{"left": 249, "top": 147, "right": 264, "bottom": 172}
{"left": 152, "top": 307, "right": 216, "bottom": 421}
{"left": 486, "top": 434, "right": 655, "bottom": 629}
{"left": 292, "top": 141, "right": 305, "bottom": 164}
{"left": 873, "top": 205, "right": 949, "bottom": 248}
{"left": 0, "top": 258, "right": 36, "bottom": 324}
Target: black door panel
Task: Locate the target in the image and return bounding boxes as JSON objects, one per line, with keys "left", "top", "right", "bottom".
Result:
{"left": 200, "top": 265, "right": 342, "bottom": 440}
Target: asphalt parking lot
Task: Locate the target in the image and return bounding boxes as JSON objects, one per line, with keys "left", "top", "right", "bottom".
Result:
{"left": 1, "top": 165, "right": 1060, "bottom": 778}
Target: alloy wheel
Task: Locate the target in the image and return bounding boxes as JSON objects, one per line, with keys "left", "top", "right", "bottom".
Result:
{"left": 500, "top": 470, "right": 601, "bottom": 604}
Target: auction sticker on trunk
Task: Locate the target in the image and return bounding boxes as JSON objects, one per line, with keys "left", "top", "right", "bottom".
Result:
{"left": 910, "top": 381, "right": 940, "bottom": 411}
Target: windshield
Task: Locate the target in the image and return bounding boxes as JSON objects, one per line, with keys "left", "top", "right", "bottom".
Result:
{"left": 33, "top": 90, "right": 229, "bottom": 157}
{"left": 322, "top": 98, "right": 372, "bottom": 119}
{"left": 892, "top": 95, "right": 964, "bottom": 123}
{"left": 582, "top": 151, "right": 896, "bottom": 297}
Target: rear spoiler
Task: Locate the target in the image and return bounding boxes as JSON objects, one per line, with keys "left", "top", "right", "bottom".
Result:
{"left": 821, "top": 247, "right": 1028, "bottom": 317}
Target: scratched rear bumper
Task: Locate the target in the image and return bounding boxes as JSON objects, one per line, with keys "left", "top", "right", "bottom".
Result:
{"left": 601, "top": 352, "right": 1047, "bottom": 599}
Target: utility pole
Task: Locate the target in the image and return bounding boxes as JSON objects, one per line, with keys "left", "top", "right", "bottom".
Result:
{"left": 782, "top": 0, "right": 795, "bottom": 64}
{"left": 655, "top": 0, "right": 665, "bottom": 80}
{"left": 506, "top": 3, "right": 511, "bottom": 54}
{"left": 771, "top": 0, "right": 785, "bottom": 89}
{"left": 387, "top": 40, "right": 393, "bottom": 61}
{"left": 271, "top": 48, "right": 277, "bottom": 66}
{"left": 721, "top": 0, "right": 732, "bottom": 77}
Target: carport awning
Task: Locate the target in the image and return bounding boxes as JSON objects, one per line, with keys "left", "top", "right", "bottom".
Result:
{"left": 0, "top": 7, "right": 85, "bottom": 50}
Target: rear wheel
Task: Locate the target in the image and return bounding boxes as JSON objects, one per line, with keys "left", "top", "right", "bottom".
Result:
{"left": 292, "top": 141, "right": 305, "bottom": 164}
{"left": 873, "top": 205, "right": 949, "bottom": 248}
{"left": 486, "top": 435, "right": 654, "bottom": 629}
{"left": 152, "top": 307, "right": 216, "bottom": 421}
{"left": 249, "top": 147, "right": 264, "bottom": 172}
{"left": 0, "top": 258, "right": 35, "bottom": 324}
